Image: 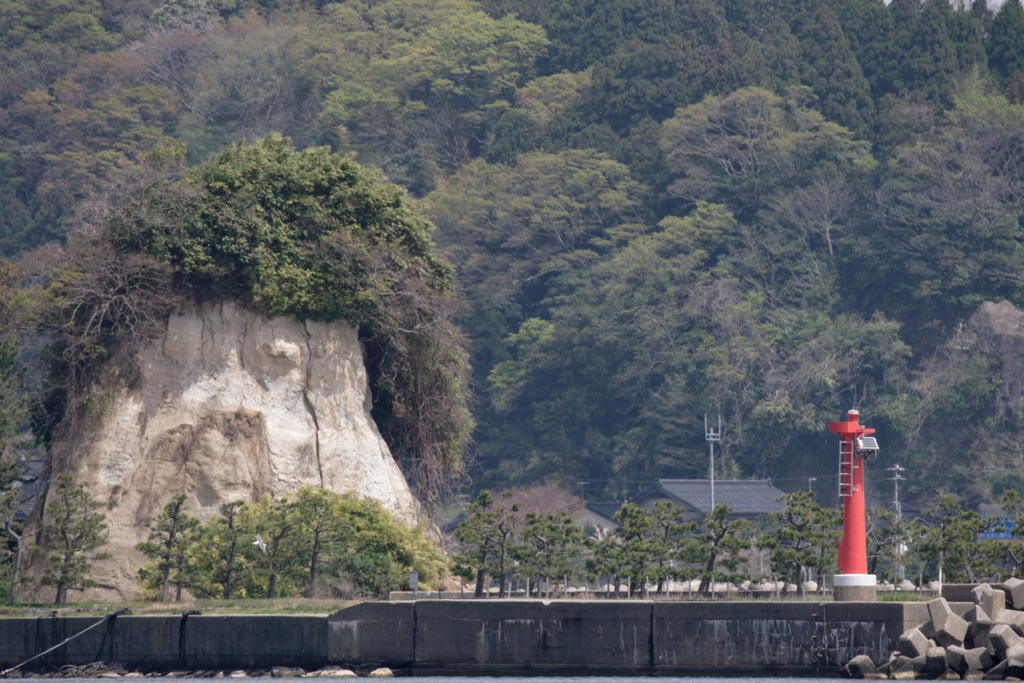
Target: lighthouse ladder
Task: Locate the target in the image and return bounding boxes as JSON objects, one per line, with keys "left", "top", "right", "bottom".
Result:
{"left": 838, "top": 441, "right": 853, "bottom": 499}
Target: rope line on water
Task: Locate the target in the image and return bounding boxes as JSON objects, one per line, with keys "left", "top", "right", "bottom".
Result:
{"left": 0, "top": 608, "right": 127, "bottom": 677}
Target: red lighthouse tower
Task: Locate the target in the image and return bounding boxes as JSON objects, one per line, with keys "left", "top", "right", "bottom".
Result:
{"left": 829, "top": 408, "right": 879, "bottom": 601}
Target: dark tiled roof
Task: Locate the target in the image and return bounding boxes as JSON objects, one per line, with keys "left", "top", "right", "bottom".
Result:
{"left": 656, "top": 479, "right": 786, "bottom": 515}
{"left": 586, "top": 501, "right": 624, "bottom": 522}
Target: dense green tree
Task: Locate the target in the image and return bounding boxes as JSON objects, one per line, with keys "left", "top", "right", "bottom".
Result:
{"left": 452, "top": 489, "right": 522, "bottom": 597}
{"left": 759, "top": 491, "right": 839, "bottom": 596}
{"left": 136, "top": 494, "right": 201, "bottom": 602}
{"left": 682, "top": 504, "right": 752, "bottom": 594}
{"left": 537, "top": 0, "right": 678, "bottom": 72}
{"left": 426, "top": 149, "right": 648, "bottom": 320}
{"left": 830, "top": 0, "right": 897, "bottom": 99}
{"left": 512, "top": 510, "right": 583, "bottom": 597}
{"left": 649, "top": 501, "right": 694, "bottom": 592}
{"left": 143, "top": 490, "right": 446, "bottom": 601}
{"left": 573, "top": 37, "right": 702, "bottom": 133}
{"left": 294, "top": 487, "right": 348, "bottom": 597}
{"left": 971, "top": 0, "right": 994, "bottom": 38}
{"left": 988, "top": 0, "right": 1024, "bottom": 81}
{"left": 200, "top": 501, "right": 251, "bottom": 599}
{"left": 486, "top": 109, "right": 542, "bottom": 164}
{"left": 609, "top": 503, "right": 656, "bottom": 597}
{"left": 0, "top": 0, "right": 118, "bottom": 107}
{"left": 912, "top": 494, "right": 1001, "bottom": 582}
{"left": 866, "top": 507, "right": 912, "bottom": 581}
{"left": 906, "top": 0, "right": 960, "bottom": 102}
{"left": 941, "top": 1, "right": 987, "bottom": 74}
{"left": 585, "top": 532, "right": 631, "bottom": 597}
{"left": 660, "top": 87, "right": 870, "bottom": 216}
{"left": 252, "top": 495, "right": 302, "bottom": 599}
{"left": 453, "top": 490, "right": 498, "bottom": 598}
{"left": 792, "top": 4, "right": 874, "bottom": 137}
{"left": 862, "top": 82, "right": 1024, "bottom": 319}
{"left": 40, "top": 475, "right": 110, "bottom": 605}
{"left": 328, "top": 493, "right": 447, "bottom": 597}
{"left": 485, "top": 492, "right": 522, "bottom": 597}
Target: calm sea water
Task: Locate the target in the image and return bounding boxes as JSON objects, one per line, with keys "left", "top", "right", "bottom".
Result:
{"left": 2, "top": 678, "right": 840, "bottom": 682}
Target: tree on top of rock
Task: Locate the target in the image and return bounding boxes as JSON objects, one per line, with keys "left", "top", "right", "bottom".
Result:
{"left": 30, "top": 135, "right": 473, "bottom": 507}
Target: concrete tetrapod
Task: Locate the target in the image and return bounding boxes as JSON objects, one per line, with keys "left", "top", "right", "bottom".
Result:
{"left": 853, "top": 592, "right": 1024, "bottom": 681}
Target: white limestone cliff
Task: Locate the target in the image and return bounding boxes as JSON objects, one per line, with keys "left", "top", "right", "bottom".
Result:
{"left": 46, "top": 301, "right": 425, "bottom": 600}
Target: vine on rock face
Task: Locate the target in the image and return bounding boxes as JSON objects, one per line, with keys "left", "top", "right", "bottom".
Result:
{"left": 31, "top": 135, "right": 473, "bottom": 507}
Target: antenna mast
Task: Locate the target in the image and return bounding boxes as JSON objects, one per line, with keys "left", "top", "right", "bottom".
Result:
{"left": 705, "top": 414, "right": 722, "bottom": 509}
{"left": 888, "top": 463, "right": 906, "bottom": 580}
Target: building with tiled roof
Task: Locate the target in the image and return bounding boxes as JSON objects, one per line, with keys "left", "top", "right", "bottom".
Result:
{"left": 584, "top": 479, "right": 787, "bottom": 531}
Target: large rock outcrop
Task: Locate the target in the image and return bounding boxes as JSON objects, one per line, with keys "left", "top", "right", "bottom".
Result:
{"left": 46, "top": 302, "right": 425, "bottom": 600}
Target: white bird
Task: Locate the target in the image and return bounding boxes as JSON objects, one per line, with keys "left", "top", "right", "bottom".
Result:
{"left": 253, "top": 533, "right": 267, "bottom": 555}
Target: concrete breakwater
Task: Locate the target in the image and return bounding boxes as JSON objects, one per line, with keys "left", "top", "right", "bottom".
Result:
{"left": 0, "top": 601, "right": 935, "bottom": 677}
{"left": 0, "top": 615, "right": 328, "bottom": 673}
{"left": 327, "top": 600, "right": 935, "bottom": 676}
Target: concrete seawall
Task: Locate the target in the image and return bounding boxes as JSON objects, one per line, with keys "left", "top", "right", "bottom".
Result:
{"left": 327, "top": 600, "right": 940, "bottom": 676}
{"left": 0, "top": 615, "right": 327, "bottom": 672}
{"left": 1, "top": 601, "right": 946, "bottom": 676}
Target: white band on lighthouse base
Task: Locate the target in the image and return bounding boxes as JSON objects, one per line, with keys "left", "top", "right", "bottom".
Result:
{"left": 834, "top": 574, "right": 877, "bottom": 587}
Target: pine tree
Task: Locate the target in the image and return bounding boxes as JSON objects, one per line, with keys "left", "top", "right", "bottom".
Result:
{"left": 454, "top": 490, "right": 499, "bottom": 598}
{"left": 136, "top": 494, "right": 200, "bottom": 602}
{"left": 210, "top": 501, "right": 248, "bottom": 599}
{"left": 609, "top": 503, "right": 656, "bottom": 598}
{"left": 512, "top": 510, "right": 583, "bottom": 597}
{"left": 294, "top": 488, "right": 347, "bottom": 598}
{"left": 758, "top": 491, "right": 837, "bottom": 597}
{"left": 648, "top": 501, "right": 694, "bottom": 593}
{"left": 912, "top": 495, "right": 1000, "bottom": 583}
{"left": 687, "top": 504, "right": 752, "bottom": 595}
{"left": 988, "top": 0, "right": 1024, "bottom": 81}
{"left": 257, "top": 497, "right": 301, "bottom": 599}
{"left": 41, "top": 476, "right": 110, "bottom": 605}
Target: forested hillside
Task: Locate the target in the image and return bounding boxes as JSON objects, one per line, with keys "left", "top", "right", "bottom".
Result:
{"left": 3, "top": 0, "right": 1024, "bottom": 509}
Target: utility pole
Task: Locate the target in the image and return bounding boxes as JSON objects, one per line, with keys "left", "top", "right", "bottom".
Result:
{"left": 888, "top": 463, "right": 906, "bottom": 581}
{"left": 705, "top": 415, "right": 721, "bottom": 509}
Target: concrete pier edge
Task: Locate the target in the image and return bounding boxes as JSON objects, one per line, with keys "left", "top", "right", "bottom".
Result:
{"left": 0, "top": 601, "right": 945, "bottom": 676}
{"left": 327, "top": 599, "right": 937, "bottom": 676}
